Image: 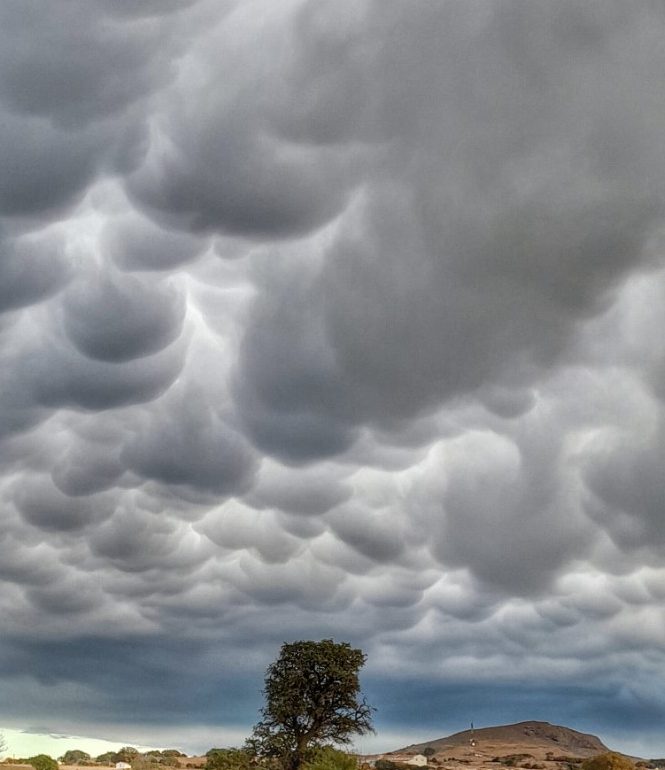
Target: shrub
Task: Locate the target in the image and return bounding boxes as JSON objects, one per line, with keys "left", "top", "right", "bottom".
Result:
{"left": 303, "top": 747, "right": 357, "bottom": 770}
{"left": 205, "top": 749, "right": 252, "bottom": 770}
{"left": 582, "top": 755, "right": 635, "bottom": 770}
{"left": 29, "top": 755, "right": 59, "bottom": 770}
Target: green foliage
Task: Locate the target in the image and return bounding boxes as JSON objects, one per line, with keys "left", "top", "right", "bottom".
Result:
{"left": 247, "top": 639, "right": 374, "bottom": 770}
{"left": 96, "top": 752, "right": 119, "bottom": 764}
{"left": 126, "top": 758, "right": 154, "bottom": 770}
{"left": 118, "top": 748, "right": 140, "bottom": 763}
{"left": 302, "top": 747, "right": 357, "bottom": 770}
{"left": 146, "top": 750, "right": 185, "bottom": 764}
{"left": 61, "top": 751, "right": 92, "bottom": 764}
{"left": 205, "top": 749, "right": 253, "bottom": 770}
{"left": 139, "top": 751, "right": 180, "bottom": 767}
{"left": 582, "top": 755, "right": 635, "bottom": 770}
{"left": 423, "top": 749, "right": 436, "bottom": 758}
{"left": 375, "top": 761, "right": 400, "bottom": 770}
{"left": 29, "top": 755, "right": 59, "bottom": 770}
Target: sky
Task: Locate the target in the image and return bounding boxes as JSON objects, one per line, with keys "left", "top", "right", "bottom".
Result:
{"left": 2, "top": 0, "right": 665, "bottom": 760}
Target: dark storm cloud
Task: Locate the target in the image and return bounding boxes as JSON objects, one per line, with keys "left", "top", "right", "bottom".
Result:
{"left": 234, "top": 0, "right": 665, "bottom": 448}
{"left": 102, "top": 214, "right": 207, "bottom": 272}
{"left": 126, "top": 2, "right": 364, "bottom": 238}
{"left": 0, "top": 112, "right": 102, "bottom": 217}
{"left": 0, "top": 0, "right": 186, "bottom": 123}
{"left": 582, "top": 418, "right": 665, "bottom": 552}
{"left": 120, "top": 387, "right": 258, "bottom": 496}
{"left": 3, "top": 0, "right": 665, "bottom": 757}
{"left": 0, "top": 0, "right": 202, "bottom": 218}
{"left": 245, "top": 462, "right": 352, "bottom": 516}
{"left": 12, "top": 476, "right": 114, "bottom": 532}
{"left": 0, "top": 229, "right": 71, "bottom": 313}
{"left": 62, "top": 271, "right": 186, "bottom": 363}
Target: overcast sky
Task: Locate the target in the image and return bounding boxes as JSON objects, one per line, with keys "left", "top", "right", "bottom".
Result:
{"left": 2, "top": 0, "right": 665, "bottom": 759}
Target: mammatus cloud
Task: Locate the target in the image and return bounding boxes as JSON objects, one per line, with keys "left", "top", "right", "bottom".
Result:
{"left": 3, "top": 0, "right": 665, "bottom": 756}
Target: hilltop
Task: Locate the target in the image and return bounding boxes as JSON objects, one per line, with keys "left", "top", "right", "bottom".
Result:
{"left": 379, "top": 721, "right": 618, "bottom": 770}
{"left": 398, "top": 722, "right": 609, "bottom": 757}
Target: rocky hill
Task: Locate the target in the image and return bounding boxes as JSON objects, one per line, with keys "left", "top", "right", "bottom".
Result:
{"left": 385, "top": 721, "right": 613, "bottom": 768}
{"left": 400, "top": 722, "right": 608, "bottom": 756}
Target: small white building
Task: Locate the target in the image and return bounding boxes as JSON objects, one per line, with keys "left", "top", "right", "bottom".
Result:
{"left": 116, "top": 763, "right": 132, "bottom": 770}
{"left": 405, "top": 756, "right": 428, "bottom": 767}
{"left": 375, "top": 754, "right": 429, "bottom": 768}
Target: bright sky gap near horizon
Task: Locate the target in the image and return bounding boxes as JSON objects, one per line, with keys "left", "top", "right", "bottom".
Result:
{"left": 2, "top": 0, "right": 665, "bottom": 759}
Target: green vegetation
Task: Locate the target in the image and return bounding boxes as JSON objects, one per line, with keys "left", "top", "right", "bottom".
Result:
{"left": 1, "top": 749, "right": 188, "bottom": 770}
{"left": 423, "top": 749, "right": 436, "bottom": 758}
{"left": 205, "top": 749, "right": 253, "bottom": 770}
{"left": 94, "top": 749, "right": 185, "bottom": 768}
{"left": 117, "top": 749, "right": 139, "bottom": 763}
{"left": 582, "top": 754, "right": 635, "bottom": 770}
{"left": 28, "top": 755, "right": 58, "bottom": 770}
{"left": 144, "top": 751, "right": 184, "bottom": 767}
{"left": 247, "top": 639, "right": 374, "bottom": 770}
{"left": 302, "top": 747, "right": 357, "bottom": 770}
{"left": 374, "top": 761, "right": 402, "bottom": 770}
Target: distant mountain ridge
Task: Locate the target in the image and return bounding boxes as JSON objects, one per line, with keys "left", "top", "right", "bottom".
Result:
{"left": 393, "top": 720, "right": 610, "bottom": 758}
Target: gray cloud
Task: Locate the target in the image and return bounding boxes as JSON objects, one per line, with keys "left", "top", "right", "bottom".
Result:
{"left": 102, "top": 214, "right": 207, "bottom": 272}
{"left": 0, "top": 229, "right": 71, "bottom": 313}
{"left": 62, "top": 270, "right": 186, "bottom": 363}
{"left": 3, "top": 0, "right": 665, "bottom": 757}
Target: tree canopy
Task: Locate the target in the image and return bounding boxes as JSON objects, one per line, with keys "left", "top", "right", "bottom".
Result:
{"left": 247, "top": 639, "right": 374, "bottom": 770}
{"left": 205, "top": 748, "right": 253, "bottom": 770}
{"left": 29, "top": 755, "right": 59, "bottom": 770}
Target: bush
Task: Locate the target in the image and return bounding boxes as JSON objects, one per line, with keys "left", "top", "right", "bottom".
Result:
{"left": 303, "top": 747, "right": 357, "bottom": 770}
{"left": 61, "top": 751, "right": 92, "bottom": 765}
{"left": 130, "top": 757, "right": 163, "bottom": 770}
{"left": 29, "top": 756, "right": 58, "bottom": 770}
{"left": 582, "top": 755, "right": 635, "bottom": 770}
{"left": 205, "top": 749, "right": 252, "bottom": 770}
{"left": 117, "top": 749, "right": 139, "bottom": 764}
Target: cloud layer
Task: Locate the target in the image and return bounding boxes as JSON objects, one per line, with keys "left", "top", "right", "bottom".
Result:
{"left": 3, "top": 0, "right": 665, "bottom": 755}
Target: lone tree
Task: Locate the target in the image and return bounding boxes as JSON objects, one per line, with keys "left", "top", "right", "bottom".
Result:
{"left": 247, "top": 639, "right": 374, "bottom": 770}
